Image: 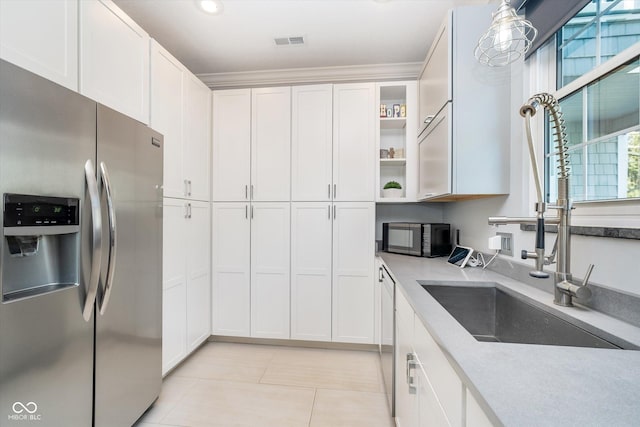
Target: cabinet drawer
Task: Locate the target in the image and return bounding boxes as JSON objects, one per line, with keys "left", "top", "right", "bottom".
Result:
{"left": 413, "top": 316, "right": 463, "bottom": 427}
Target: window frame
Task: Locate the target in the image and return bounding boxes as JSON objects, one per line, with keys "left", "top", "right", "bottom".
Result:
{"left": 532, "top": 39, "right": 640, "bottom": 227}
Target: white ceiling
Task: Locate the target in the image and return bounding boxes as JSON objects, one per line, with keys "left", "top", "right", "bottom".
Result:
{"left": 114, "top": 0, "right": 493, "bottom": 78}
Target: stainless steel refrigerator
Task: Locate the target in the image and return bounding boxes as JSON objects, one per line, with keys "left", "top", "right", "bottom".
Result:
{"left": 0, "top": 59, "right": 163, "bottom": 427}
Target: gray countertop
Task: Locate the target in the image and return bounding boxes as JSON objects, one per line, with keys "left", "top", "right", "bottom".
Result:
{"left": 379, "top": 252, "right": 640, "bottom": 427}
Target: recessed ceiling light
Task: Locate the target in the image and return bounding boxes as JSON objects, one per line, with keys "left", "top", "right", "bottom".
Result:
{"left": 198, "top": 0, "right": 223, "bottom": 15}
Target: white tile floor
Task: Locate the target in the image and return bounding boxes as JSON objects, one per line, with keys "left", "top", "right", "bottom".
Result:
{"left": 134, "top": 342, "right": 394, "bottom": 427}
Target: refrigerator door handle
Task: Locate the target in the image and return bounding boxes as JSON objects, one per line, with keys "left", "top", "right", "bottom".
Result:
{"left": 98, "top": 162, "right": 117, "bottom": 315}
{"left": 83, "top": 159, "right": 102, "bottom": 321}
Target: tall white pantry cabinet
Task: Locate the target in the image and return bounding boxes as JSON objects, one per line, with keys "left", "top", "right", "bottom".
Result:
{"left": 212, "top": 83, "right": 376, "bottom": 344}
{"left": 211, "top": 88, "right": 292, "bottom": 340}
{"left": 151, "top": 40, "right": 212, "bottom": 375}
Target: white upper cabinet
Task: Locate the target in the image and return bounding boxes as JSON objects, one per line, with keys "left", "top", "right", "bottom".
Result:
{"left": 418, "top": 105, "right": 452, "bottom": 199}
{"left": 79, "top": 0, "right": 149, "bottom": 124}
{"left": 417, "top": 4, "right": 510, "bottom": 201}
{"left": 291, "top": 85, "right": 333, "bottom": 201}
{"left": 184, "top": 74, "right": 212, "bottom": 202}
{"left": 291, "top": 202, "right": 333, "bottom": 341}
{"left": 332, "top": 202, "right": 375, "bottom": 343}
{"left": 151, "top": 40, "right": 211, "bottom": 201}
{"left": 212, "top": 89, "right": 251, "bottom": 202}
{"left": 333, "top": 83, "right": 376, "bottom": 202}
{"left": 250, "top": 202, "right": 291, "bottom": 339}
{"left": 251, "top": 87, "right": 292, "bottom": 201}
{"left": 211, "top": 202, "right": 251, "bottom": 337}
{"left": 0, "top": 0, "right": 78, "bottom": 91}
{"left": 419, "top": 22, "right": 451, "bottom": 133}
{"left": 150, "top": 41, "right": 184, "bottom": 199}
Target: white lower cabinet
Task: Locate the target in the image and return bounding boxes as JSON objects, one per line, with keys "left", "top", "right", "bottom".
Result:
{"left": 250, "top": 203, "right": 291, "bottom": 339}
{"left": 186, "top": 202, "right": 211, "bottom": 352}
{"left": 291, "top": 202, "right": 333, "bottom": 341}
{"left": 332, "top": 202, "right": 375, "bottom": 343}
{"left": 162, "top": 199, "right": 188, "bottom": 374}
{"left": 466, "top": 389, "right": 494, "bottom": 427}
{"left": 211, "top": 202, "right": 291, "bottom": 339}
{"left": 395, "top": 284, "right": 417, "bottom": 427}
{"left": 392, "top": 270, "right": 495, "bottom": 427}
{"left": 212, "top": 201, "right": 375, "bottom": 345}
{"left": 396, "top": 285, "right": 453, "bottom": 427}
{"left": 162, "top": 198, "right": 211, "bottom": 375}
{"left": 211, "top": 202, "right": 251, "bottom": 337}
{"left": 416, "top": 363, "right": 451, "bottom": 427}
{"left": 292, "top": 202, "right": 376, "bottom": 344}
{"left": 162, "top": 283, "right": 187, "bottom": 375}
{"left": 413, "top": 311, "right": 463, "bottom": 427}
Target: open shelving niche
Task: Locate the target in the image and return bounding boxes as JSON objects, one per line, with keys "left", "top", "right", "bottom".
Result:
{"left": 376, "top": 81, "right": 417, "bottom": 203}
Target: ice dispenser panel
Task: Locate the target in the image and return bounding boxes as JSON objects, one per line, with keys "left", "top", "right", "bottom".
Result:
{"left": 2, "top": 194, "right": 80, "bottom": 302}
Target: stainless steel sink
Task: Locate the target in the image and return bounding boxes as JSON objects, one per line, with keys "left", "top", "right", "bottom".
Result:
{"left": 420, "top": 283, "right": 621, "bottom": 349}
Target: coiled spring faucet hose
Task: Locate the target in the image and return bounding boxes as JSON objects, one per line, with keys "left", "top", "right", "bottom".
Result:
{"left": 518, "top": 93, "right": 569, "bottom": 278}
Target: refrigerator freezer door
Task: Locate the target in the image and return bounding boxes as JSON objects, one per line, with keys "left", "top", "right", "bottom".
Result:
{"left": 0, "top": 60, "right": 96, "bottom": 426}
{"left": 94, "top": 104, "right": 163, "bottom": 427}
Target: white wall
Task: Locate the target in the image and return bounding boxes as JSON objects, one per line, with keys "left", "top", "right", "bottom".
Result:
{"left": 442, "top": 57, "right": 640, "bottom": 297}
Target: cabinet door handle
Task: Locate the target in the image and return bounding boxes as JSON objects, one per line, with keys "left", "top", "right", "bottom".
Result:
{"left": 406, "top": 353, "right": 417, "bottom": 393}
{"left": 184, "top": 179, "right": 189, "bottom": 197}
{"left": 188, "top": 180, "right": 192, "bottom": 197}
{"left": 188, "top": 203, "right": 192, "bottom": 218}
{"left": 251, "top": 205, "right": 254, "bottom": 219}
{"left": 245, "top": 185, "right": 248, "bottom": 200}
{"left": 333, "top": 204, "right": 336, "bottom": 220}
{"left": 378, "top": 267, "right": 383, "bottom": 282}
{"left": 251, "top": 184, "right": 254, "bottom": 200}
{"left": 328, "top": 205, "right": 331, "bottom": 220}
{"left": 333, "top": 184, "right": 337, "bottom": 199}
{"left": 184, "top": 203, "right": 189, "bottom": 219}
{"left": 328, "top": 184, "right": 331, "bottom": 199}
{"left": 245, "top": 205, "right": 248, "bottom": 219}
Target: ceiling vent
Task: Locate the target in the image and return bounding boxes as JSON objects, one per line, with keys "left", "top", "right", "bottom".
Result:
{"left": 288, "top": 36, "right": 304, "bottom": 45}
{"left": 274, "top": 36, "right": 305, "bottom": 46}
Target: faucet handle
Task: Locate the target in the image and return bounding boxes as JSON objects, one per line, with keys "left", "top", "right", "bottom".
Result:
{"left": 558, "top": 264, "right": 595, "bottom": 300}
{"left": 581, "top": 264, "right": 595, "bottom": 288}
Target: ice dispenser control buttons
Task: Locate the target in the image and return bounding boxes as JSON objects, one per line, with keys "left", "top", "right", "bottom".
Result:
{"left": 3, "top": 193, "right": 79, "bottom": 229}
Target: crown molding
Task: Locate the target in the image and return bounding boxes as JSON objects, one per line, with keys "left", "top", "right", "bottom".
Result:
{"left": 197, "top": 62, "right": 422, "bottom": 89}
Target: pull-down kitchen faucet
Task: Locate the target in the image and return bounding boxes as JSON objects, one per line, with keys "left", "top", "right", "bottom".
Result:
{"left": 488, "top": 93, "right": 594, "bottom": 307}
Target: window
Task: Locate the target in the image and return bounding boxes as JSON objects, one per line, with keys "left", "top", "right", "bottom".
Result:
{"left": 545, "top": 0, "right": 640, "bottom": 204}
{"left": 557, "top": 0, "right": 640, "bottom": 88}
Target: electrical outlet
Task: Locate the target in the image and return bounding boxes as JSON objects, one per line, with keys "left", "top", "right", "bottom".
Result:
{"left": 497, "top": 232, "right": 513, "bottom": 257}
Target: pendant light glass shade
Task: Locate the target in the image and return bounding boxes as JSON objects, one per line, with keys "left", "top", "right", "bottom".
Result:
{"left": 475, "top": 0, "right": 537, "bottom": 67}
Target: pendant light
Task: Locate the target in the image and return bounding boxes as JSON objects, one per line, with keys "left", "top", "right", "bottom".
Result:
{"left": 475, "top": 0, "right": 537, "bottom": 67}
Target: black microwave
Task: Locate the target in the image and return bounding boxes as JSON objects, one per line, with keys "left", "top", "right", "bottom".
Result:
{"left": 382, "top": 223, "right": 451, "bottom": 257}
